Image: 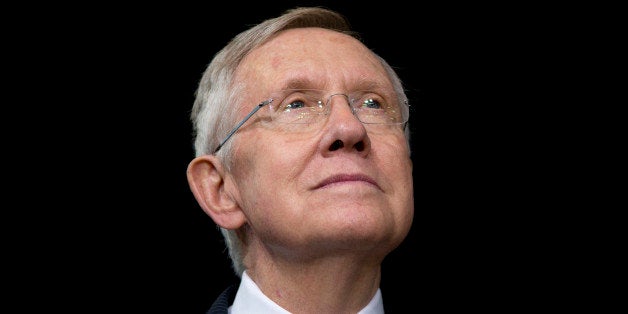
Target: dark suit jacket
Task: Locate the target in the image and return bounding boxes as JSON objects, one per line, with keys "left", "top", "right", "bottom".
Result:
{"left": 207, "top": 284, "right": 239, "bottom": 314}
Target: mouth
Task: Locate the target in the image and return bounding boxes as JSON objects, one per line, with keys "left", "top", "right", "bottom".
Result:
{"left": 314, "top": 173, "right": 380, "bottom": 190}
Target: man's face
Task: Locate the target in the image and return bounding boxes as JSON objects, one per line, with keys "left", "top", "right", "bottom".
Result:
{"left": 227, "top": 28, "right": 414, "bottom": 260}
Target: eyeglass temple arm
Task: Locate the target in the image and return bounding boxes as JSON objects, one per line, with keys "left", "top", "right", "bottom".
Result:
{"left": 213, "top": 99, "right": 273, "bottom": 154}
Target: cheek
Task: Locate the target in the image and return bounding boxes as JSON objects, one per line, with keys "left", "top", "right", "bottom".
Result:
{"left": 376, "top": 134, "right": 411, "bottom": 173}
{"left": 376, "top": 135, "right": 414, "bottom": 217}
{"left": 231, "top": 137, "right": 306, "bottom": 219}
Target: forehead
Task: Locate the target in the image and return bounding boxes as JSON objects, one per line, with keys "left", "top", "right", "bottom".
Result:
{"left": 235, "top": 28, "right": 391, "bottom": 95}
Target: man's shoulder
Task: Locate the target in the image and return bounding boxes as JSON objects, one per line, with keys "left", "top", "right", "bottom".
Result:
{"left": 206, "top": 283, "right": 239, "bottom": 314}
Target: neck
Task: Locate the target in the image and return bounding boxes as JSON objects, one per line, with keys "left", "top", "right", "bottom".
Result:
{"left": 245, "top": 246, "right": 383, "bottom": 313}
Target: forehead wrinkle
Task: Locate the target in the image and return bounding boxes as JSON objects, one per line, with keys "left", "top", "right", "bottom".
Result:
{"left": 237, "top": 28, "right": 393, "bottom": 97}
{"left": 273, "top": 73, "right": 391, "bottom": 93}
{"left": 237, "top": 64, "right": 392, "bottom": 101}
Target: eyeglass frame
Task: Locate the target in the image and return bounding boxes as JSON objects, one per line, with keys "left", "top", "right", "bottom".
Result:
{"left": 213, "top": 93, "right": 409, "bottom": 154}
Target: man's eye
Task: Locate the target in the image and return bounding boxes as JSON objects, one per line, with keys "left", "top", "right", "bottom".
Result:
{"left": 361, "top": 98, "right": 382, "bottom": 109}
{"left": 284, "top": 100, "right": 306, "bottom": 111}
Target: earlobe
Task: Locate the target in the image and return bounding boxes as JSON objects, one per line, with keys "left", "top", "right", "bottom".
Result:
{"left": 186, "top": 155, "right": 246, "bottom": 229}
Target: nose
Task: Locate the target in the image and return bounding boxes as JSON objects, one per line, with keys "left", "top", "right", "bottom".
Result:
{"left": 326, "top": 93, "right": 359, "bottom": 122}
{"left": 319, "top": 93, "right": 371, "bottom": 156}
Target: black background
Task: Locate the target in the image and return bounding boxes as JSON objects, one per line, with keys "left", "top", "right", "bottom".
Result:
{"left": 19, "top": 1, "right": 577, "bottom": 312}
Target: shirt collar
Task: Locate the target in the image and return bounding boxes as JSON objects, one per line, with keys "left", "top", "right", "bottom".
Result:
{"left": 229, "top": 271, "right": 384, "bottom": 314}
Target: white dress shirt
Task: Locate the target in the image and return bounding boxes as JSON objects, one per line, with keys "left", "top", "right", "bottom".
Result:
{"left": 229, "top": 271, "right": 384, "bottom": 314}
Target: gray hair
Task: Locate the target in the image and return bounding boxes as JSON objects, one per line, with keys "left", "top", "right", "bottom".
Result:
{"left": 190, "top": 6, "right": 411, "bottom": 277}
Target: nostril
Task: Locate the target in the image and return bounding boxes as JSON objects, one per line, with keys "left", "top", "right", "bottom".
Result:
{"left": 354, "top": 141, "right": 364, "bottom": 151}
{"left": 329, "top": 140, "right": 344, "bottom": 151}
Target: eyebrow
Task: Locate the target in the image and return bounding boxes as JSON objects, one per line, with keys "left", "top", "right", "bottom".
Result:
{"left": 277, "top": 77, "right": 320, "bottom": 91}
{"left": 276, "top": 76, "right": 388, "bottom": 92}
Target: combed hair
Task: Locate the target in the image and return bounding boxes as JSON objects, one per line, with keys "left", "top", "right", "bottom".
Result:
{"left": 190, "top": 6, "right": 410, "bottom": 277}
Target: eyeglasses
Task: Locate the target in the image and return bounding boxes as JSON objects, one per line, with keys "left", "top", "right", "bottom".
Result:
{"left": 213, "top": 89, "right": 409, "bottom": 153}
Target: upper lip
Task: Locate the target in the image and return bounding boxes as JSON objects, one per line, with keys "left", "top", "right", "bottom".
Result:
{"left": 313, "top": 173, "right": 380, "bottom": 190}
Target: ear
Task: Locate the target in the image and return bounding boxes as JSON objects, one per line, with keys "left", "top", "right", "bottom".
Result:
{"left": 186, "top": 155, "right": 246, "bottom": 229}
